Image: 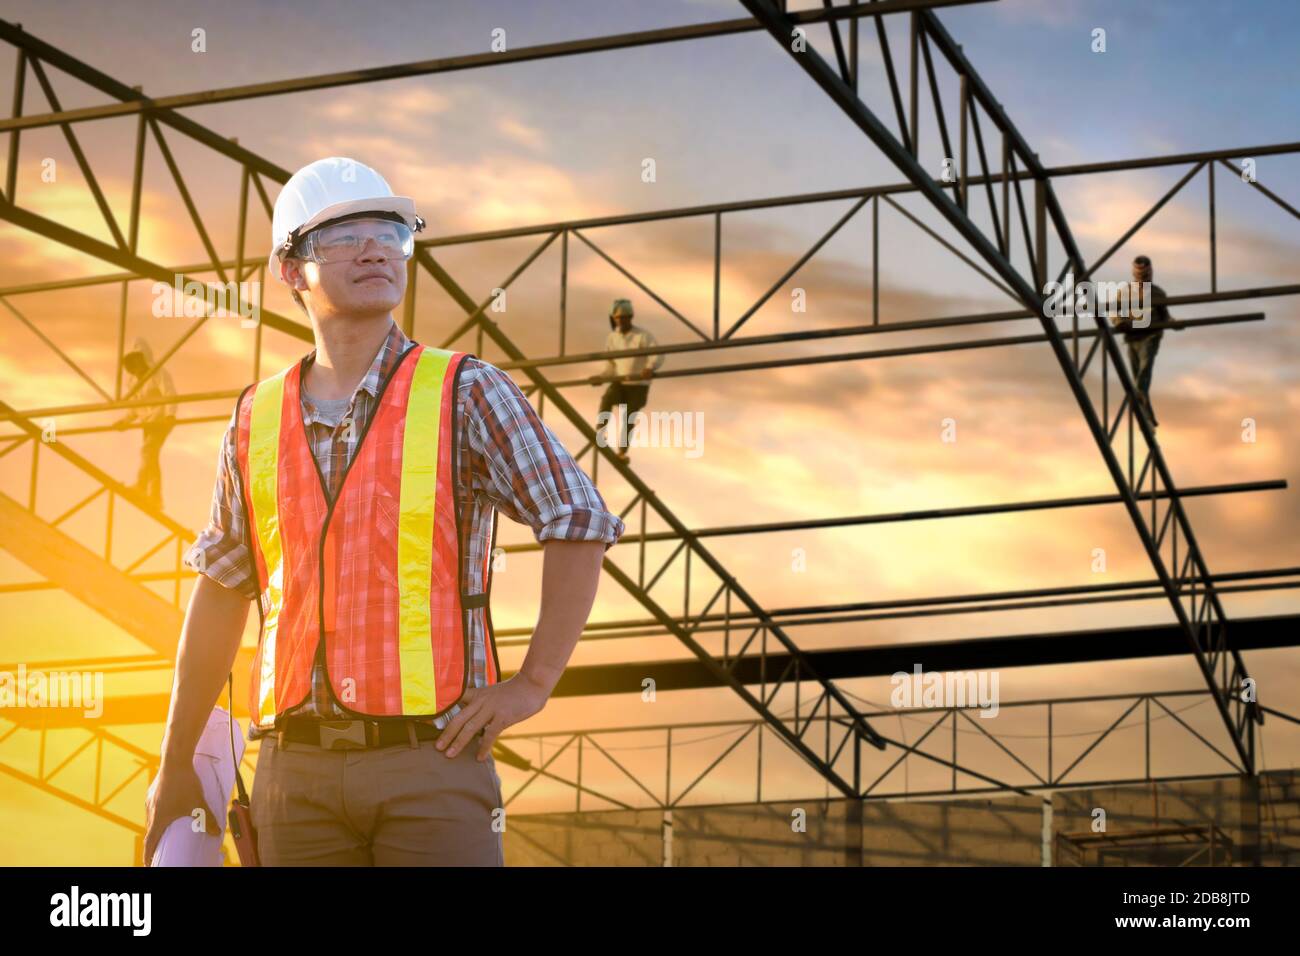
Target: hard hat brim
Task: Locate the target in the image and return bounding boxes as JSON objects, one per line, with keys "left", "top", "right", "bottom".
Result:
{"left": 268, "top": 196, "right": 421, "bottom": 281}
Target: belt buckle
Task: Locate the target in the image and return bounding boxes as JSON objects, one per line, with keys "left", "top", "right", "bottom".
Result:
{"left": 318, "top": 720, "right": 369, "bottom": 750}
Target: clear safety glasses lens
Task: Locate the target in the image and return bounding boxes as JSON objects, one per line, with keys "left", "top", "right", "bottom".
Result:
{"left": 302, "top": 218, "right": 416, "bottom": 263}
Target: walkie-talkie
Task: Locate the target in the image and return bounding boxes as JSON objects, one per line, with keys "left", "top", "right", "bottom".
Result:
{"left": 228, "top": 793, "right": 259, "bottom": 867}
{"left": 227, "top": 675, "right": 260, "bottom": 866}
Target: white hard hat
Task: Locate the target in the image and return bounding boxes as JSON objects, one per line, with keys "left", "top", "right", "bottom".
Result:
{"left": 268, "top": 157, "right": 424, "bottom": 282}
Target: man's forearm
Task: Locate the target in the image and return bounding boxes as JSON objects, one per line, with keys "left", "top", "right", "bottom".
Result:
{"left": 517, "top": 539, "right": 605, "bottom": 697}
{"left": 160, "top": 574, "right": 251, "bottom": 767}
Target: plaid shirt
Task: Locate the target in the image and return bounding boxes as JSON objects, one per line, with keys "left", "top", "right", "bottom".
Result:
{"left": 187, "top": 320, "right": 624, "bottom": 734}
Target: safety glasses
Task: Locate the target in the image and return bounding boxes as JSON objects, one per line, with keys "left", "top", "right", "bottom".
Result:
{"left": 296, "top": 217, "right": 417, "bottom": 264}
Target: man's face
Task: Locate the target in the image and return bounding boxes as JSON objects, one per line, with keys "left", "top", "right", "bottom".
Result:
{"left": 1132, "top": 259, "right": 1151, "bottom": 283}
{"left": 124, "top": 353, "right": 146, "bottom": 377}
{"left": 615, "top": 313, "right": 633, "bottom": 332}
{"left": 283, "top": 219, "right": 407, "bottom": 318}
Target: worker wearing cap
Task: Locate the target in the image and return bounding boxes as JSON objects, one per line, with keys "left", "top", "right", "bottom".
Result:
{"left": 112, "top": 336, "right": 177, "bottom": 508}
{"left": 144, "top": 157, "right": 625, "bottom": 866}
{"left": 591, "top": 298, "right": 663, "bottom": 461}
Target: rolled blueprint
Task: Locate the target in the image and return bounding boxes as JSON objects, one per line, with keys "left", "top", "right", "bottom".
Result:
{"left": 151, "top": 706, "right": 245, "bottom": 867}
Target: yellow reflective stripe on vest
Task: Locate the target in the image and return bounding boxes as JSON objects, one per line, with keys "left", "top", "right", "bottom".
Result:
{"left": 396, "top": 348, "right": 454, "bottom": 713}
{"left": 248, "top": 368, "right": 289, "bottom": 726}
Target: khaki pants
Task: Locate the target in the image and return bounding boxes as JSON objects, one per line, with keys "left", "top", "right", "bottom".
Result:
{"left": 250, "top": 734, "right": 505, "bottom": 866}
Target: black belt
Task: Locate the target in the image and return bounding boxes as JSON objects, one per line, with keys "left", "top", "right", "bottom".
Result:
{"left": 275, "top": 715, "right": 450, "bottom": 751}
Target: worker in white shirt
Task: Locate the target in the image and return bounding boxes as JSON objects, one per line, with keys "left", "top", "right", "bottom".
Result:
{"left": 112, "top": 336, "right": 178, "bottom": 509}
{"left": 590, "top": 298, "right": 663, "bottom": 461}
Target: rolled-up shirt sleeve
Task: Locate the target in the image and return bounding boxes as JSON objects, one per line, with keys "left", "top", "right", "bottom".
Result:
{"left": 466, "top": 360, "right": 626, "bottom": 550}
{"left": 184, "top": 399, "right": 259, "bottom": 600}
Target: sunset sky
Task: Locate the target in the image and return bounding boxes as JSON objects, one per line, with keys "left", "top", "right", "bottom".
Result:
{"left": 1, "top": 0, "right": 1297, "bottom": 864}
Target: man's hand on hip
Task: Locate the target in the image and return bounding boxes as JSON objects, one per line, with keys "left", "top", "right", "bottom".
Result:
{"left": 436, "top": 675, "right": 549, "bottom": 761}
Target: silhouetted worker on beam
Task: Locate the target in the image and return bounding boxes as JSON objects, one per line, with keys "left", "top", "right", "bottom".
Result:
{"left": 1112, "top": 255, "right": 1173, "bottom": 429}
{"left": 590, "top": 298, "right": 663, "bottom": 462}
{"left": 112, "top": 336, "right": 177, "bottom": 508}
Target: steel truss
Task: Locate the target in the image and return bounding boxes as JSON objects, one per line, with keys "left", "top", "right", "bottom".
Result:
{"left": 0, "top": 0, "right": 1295, "bottom": 842}
{"left": 492, "top": 691, "right": 1300, "bottom": 813}
{"left": 737, "top": 0, "right": 1290, "bottom": 773}
{"left": 4, "top": 690, "right": 1295, "bottom": 835}
{"left": 2, "top": 613, "right": 1297, "bottom": 729}
{"left": 0, "top": 718, "right": 158, "bottom": 833}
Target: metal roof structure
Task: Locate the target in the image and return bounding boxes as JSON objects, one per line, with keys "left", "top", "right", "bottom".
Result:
{"left": 0, "top": 2, "right": 1297, "bottom": 861}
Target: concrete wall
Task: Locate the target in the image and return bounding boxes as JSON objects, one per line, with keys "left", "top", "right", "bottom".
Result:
{"left": 1052, "top": 775, "right": 1253, "bottom": 865}
{"left": 1258, "top": 768, "right": 1300, "bottom": 865}
{"left": 504, "top": 809, "right": 664, "bottom": 867}
{"left": 500, "top": 771, "right": 1299, "bottom": 866}
{"left": 502, "top": 794, "right": 1042, "bottom": 867}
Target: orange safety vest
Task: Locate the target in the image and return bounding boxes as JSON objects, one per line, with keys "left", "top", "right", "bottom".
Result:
{"left": 233, "top": 342, "right": 500, "bottom": 731}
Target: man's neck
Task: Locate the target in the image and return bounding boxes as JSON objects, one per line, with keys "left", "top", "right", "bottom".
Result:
{"left": 305, "top": 313, "right": 394, "bottom": 400}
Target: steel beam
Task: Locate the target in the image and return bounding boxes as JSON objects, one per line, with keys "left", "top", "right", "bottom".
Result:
{"left": 0, "top": 19, "right": 967, "bottom": 799}
{"left": 0, "top": 4, "right": 995, "bottom": 133}
{"left": 738, "top": 0, "right": 1262, "bottom": 772}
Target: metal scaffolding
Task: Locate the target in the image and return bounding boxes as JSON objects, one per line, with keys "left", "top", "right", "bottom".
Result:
{"left": 0, "top": 0, "right": 1296, "bottom": 854}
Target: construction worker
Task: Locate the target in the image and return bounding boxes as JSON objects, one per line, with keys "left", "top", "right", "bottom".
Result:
{"left": 111, "top": 336, "right": 177, "bottom": 508}
{"left": 143, "top": 157, "right": 625, "bottom": 866}
{"left": 590, "top": 298, "right": 663, "bottom": 461}
{"left": 1112, "top": 255, "right": 1173, "bottom": 428}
